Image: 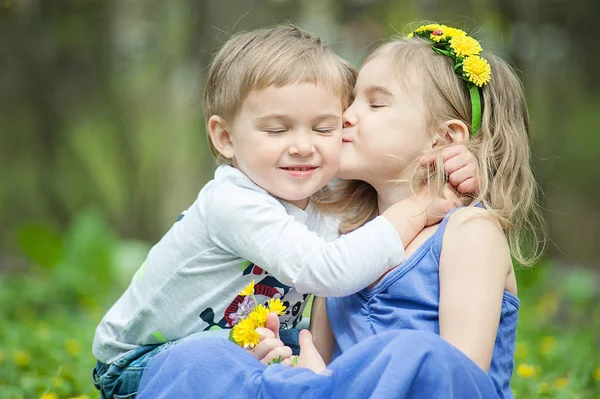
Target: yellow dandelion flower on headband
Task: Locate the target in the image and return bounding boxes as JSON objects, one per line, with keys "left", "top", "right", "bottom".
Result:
{"left": 267, "top": 298, "right": 287, "bottom": 315}
{"left": 442, "top": 26, "right": 467, "bottom": 38}
{"left": 428, "top": 25, "right": 467, "bottom": 42}
{"left": 239, "top": 280, "right": 255, "bottom": 297}
{"left": 408, "top": 23, "right": 491, "bottom": 134}
{"left": 450, "top": 35, "right": 482, "bottom": 58}
{"left": 463, "top": 55, "right": 491, "bottom": 87}
{"left": 415, "top": 24, "right": 442, "bottom": 33}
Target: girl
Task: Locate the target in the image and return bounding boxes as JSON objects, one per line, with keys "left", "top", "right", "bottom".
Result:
{"left": 135, "top": 23, "right": 546, "bottom": 399}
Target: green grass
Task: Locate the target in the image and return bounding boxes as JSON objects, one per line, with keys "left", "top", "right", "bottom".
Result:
{"left": 1, "top": 214, "right": 599, "bottom": 398}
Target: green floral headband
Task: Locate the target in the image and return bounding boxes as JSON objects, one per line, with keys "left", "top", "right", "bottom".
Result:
{"left": 408, "top": 24, "right": 491, "bottom": 135}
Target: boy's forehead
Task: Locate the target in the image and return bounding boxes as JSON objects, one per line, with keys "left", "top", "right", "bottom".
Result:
{"left": 242, "top": 83, "right": 344, "bottom": 112}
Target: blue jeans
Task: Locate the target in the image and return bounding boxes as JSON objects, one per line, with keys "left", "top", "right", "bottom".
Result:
{"left": 92, "top": 341, "right": 179, "bottom": 399}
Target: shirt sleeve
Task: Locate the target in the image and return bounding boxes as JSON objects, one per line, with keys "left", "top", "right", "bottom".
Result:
{"left": 205, "top": 177, "right": 406, "bottom": 297}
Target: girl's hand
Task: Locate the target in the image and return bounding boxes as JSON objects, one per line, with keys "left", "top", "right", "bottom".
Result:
{"left": 248, "top": 313, "right": 293, "bottom": 366}
{"left": 421, "top": 144, "right": 480, "bottom": 194}
{"left": 282, "top": 330, "right": 326, "bottom": 373}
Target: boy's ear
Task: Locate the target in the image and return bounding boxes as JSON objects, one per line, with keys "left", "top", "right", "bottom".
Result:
{"left": 431, "top": 119, "right": 470, "bottom": 148}
{"left": 208, "top": 115, "right": 235, "bottom": 159}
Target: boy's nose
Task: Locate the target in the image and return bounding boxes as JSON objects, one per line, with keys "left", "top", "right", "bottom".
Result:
{"left": 289, "top": 138, "right": 314, "bottom": 156}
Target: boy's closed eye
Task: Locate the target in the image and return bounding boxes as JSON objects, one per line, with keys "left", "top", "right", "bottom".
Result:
{"left": 313, "top": 126, "right": 336, "bottom": 134}
{"left": 264, "top": 127, "right": 288, "bottom": 134}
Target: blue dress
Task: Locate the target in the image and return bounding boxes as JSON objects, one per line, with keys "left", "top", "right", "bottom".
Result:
{"left": 136, "top": 208, "right": 516, "bottom": 398}
{"left": 327, "top": 207, "right": 519, "bottom": 399}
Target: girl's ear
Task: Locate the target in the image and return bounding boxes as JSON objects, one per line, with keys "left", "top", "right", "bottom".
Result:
{"left": 208, "top": 115, "right": 235, "bottom": 159}
{"left": 431, "top": 119, "right": 470, "bottom": 148}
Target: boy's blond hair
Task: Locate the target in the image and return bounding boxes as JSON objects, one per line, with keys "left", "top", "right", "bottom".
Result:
{"left": 204, "top": 24, "right": 357, "bottom": 164}
{"left": 316, "top": 36, "right": 547, "bottom": 267}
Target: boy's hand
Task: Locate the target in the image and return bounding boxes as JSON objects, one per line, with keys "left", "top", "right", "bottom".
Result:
{"left": 249, "top": 313, "right": 293, "bottom": 366}
{"left": 382, "top": 185, "right": 461, "bottom": 248}
{"left": 416, "top": 184, "right": 462, "bottom": 227}
{"left": 421, "top": 145, "right": 479, "bottom": 194}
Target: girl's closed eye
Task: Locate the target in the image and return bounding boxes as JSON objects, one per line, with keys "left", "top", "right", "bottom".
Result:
{"left": 369, "top": 103, "right": 386, "bottom": 109}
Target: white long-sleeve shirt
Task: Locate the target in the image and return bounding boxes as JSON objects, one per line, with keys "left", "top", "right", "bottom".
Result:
{"left": 93, "top": 165, "right": 405, "bottom": 364}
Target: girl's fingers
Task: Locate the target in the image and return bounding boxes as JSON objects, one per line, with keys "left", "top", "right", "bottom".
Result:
{"left": 265, "top": 312, "right": 280, "bottom": 340}
{"left": 255, "top": 327, "right": 276, "bottom": 341}
{"left": 251, "top": 337, "right": 283, "bottom": 360}
{"left": 262, "top": 345, "right": 293, "bottom": 366}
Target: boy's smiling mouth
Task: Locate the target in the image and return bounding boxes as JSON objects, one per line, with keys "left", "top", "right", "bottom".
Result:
{"left": 279, "top": 165, "right": 319, "bottom": 178}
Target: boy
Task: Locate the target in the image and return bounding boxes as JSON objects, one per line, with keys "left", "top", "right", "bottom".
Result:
{"left": 92, "top": 24, "right": 472, "bottom": 398}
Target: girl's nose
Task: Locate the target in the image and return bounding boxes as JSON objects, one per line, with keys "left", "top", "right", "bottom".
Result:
{"left": 343, "top": 107, "right": 357, "bottom": 128}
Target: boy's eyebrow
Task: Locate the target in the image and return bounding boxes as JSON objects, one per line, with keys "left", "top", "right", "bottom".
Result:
{"left": 254, "top": 114, "right": 341, "bottom": 124}
{"left": 254, "top": 114, "right": 294, "bottom": 124}
{"left": 313, "top": 114, "right": 341, "bottom": 123}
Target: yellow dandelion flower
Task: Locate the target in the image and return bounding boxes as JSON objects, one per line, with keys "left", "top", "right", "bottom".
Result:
{"left": 427, "top": 25, "right": 466, "bottom": 43}
{"left": 67, "top": 396, "right": 90, "bottom": 399}
{"left": 430, "top": 30, "right": 447, "bottom": 43}
{"left": 231, "top": 317, "right": 260, "bottom": 348}
{"left": 553, "top": 377, "right": 568, "bottom": 389}
{"left": 14, "top": 350, "right": 31, "bottom": 367}
{"left": 249, "top": 304, "right": 269, "bottom": 327}
{"left": 407, "top": 32, "right": 414, "bottom": 38}
{"left": 65, "top": 338, "right": 81, "bottom": 356}
{"left": 415, "top": 24, "right": 442, "bottom": 33}
{"left": 594, "top": 367, "right": 600, "bottom": 381}
{"left": 516, "top": 363, "right": 537, "bottom": 378}
{"left": 442, "top": 26, "right": 467, "bottom": 38}
{"left": 450, "top": 35, "right": 482, "bottom": 58}
{"left": 40, "top": 393, "right": 58, "bottom": 399}
{"left": 462, "top": 55, "right": 491, "bottom": 87}
{"left": 539, "top": 336, "right": 556, "bottom": 356}
{"left": 267, "top": 298, "right": 287, "bottom": 315}
{"left": 239, "top": 280, "right": 255, "bottom": 297}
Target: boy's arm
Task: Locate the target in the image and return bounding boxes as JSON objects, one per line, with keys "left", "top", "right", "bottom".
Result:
{"left": 206, "top": 180, "right": 436, "bottom": 297}
{"left": 308, "top": 296, "right": 334, "bottom": 365}
{"left": 438, "top": 208, "right": 511, "bottom": 371}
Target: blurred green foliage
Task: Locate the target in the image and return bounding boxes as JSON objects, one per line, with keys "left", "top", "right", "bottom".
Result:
{"left": 1, "top": 217, "right": 599, "bottom": 397}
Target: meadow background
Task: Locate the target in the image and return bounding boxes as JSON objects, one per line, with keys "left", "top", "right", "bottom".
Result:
{"left": 1, "top": 0, "right": 599, "bottom": 398}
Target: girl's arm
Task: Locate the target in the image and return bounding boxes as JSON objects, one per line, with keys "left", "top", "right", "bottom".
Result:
{"left": 438, "top": 208, "right": 512, "bottom": 371}
{"left": 309, "top": 296, "right": 335, "bottom": 365}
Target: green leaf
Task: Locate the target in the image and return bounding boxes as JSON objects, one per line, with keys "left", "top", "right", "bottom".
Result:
{"left": 267, "top": 355, "right": 283, "bottom": 365}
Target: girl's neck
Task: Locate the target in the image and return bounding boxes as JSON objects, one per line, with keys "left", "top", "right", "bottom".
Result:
{"left": 373, "top": 180, "right": 414, "bottom": 214}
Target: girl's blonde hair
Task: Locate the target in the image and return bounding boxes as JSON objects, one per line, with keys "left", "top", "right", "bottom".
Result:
{"left": 317, "top": 36, "right": 547, "bottom": 266}
{"left": 204, "top": 24, "right": 357, "bottom": 164}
